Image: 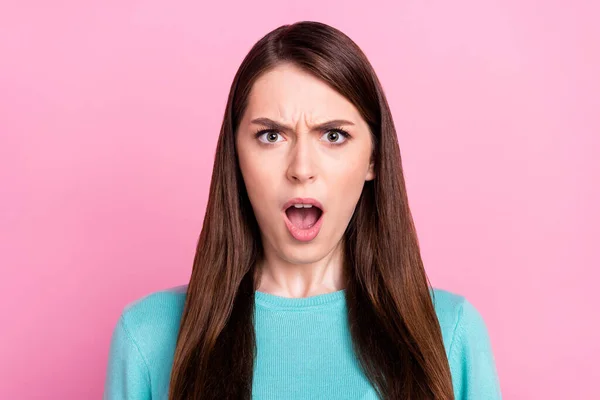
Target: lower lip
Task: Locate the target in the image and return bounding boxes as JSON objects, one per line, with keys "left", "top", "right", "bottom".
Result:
{"left": 283, "top": 209, "right": 324, "bottom": 242}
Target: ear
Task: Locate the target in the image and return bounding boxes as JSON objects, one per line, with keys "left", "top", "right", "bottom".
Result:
{"left": 365, "top": 159, "right": 376, "bottom": 181}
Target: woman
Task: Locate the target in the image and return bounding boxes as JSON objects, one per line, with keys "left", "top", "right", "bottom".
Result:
{"left": 104, "top": 21, "right": 501, "bottom": 400}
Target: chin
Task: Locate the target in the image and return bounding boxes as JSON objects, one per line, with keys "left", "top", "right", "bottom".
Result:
{"left": 280, "top": 246, "right": 324, "bottom": 264}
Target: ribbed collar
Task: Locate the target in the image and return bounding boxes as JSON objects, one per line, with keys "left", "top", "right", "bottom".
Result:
{"left": 254, "top": 289, "right": 346, "bottom": 309}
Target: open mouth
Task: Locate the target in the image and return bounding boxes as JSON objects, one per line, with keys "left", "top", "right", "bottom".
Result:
{"left": 284, "top": 205, "right": 323, "bottom": 229}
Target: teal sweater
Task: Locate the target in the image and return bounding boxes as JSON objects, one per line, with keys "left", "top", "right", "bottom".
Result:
{"left": 103, "top": 285, "right": 502, "bottom": 399}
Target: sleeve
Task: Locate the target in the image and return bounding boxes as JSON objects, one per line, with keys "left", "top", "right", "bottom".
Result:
{"left": 449, "top": 298, "right": 502, "bottom": 400}
{"left": 103, "top": 312, "right": 152, "bottom": 400}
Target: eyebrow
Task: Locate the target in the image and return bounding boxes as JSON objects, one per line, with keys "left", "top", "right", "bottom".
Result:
{"left": 250, "top": 117, "right": 355, "bottom": 132}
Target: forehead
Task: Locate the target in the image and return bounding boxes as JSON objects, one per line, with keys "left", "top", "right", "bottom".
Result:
{"left": 244, "top": 63, "right": 362, "bottom": 123}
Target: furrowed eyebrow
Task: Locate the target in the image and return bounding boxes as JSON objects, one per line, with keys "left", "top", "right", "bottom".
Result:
{"left": 250, "top": 117, "right": 355, "bottom": 132}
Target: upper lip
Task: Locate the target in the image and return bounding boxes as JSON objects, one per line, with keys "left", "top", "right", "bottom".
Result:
{"left": 282, "top": 197, "right": 325, "bottom": 212}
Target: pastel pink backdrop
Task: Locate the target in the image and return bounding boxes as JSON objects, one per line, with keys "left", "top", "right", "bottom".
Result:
{"left": 1, "top": 1, "right": 598, "bottom": 399}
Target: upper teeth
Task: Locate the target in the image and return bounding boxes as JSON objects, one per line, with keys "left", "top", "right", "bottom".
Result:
{"left": 293, "top": 204, "right": 313, "bottom": 208}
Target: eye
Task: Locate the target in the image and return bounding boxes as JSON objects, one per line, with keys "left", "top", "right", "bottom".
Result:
{"left": 255, "top": 130, "right": 285, "bottom": 144}
{"left": 253, "top": 127, "right": 351, "bottom": 146}
{"left": 321, "top": 128, "right": 351, "bottom": 145}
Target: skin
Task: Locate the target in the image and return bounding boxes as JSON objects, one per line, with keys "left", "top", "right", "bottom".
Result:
{"left": 235, "top": 63, "right": 375, "bottom": 298}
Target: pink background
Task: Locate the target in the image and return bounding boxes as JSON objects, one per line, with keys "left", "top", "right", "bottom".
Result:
{"left": 1, "top": 1, "right": 598, "bottom": 399}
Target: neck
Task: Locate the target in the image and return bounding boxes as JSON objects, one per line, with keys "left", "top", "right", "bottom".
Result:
{"left": 254, "top": 240, "right": 347, "bottom": 298}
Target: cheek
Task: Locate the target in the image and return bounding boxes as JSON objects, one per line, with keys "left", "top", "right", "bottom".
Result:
{"left": 328, "top": 164, "right": 369, "bottom": 215}
{"left": 243, "top": 162, "right": 273, "bottom": 194}
{"left": 337, "top": 157, "right": 370, "bottom": 187}
{"left": 239, "top": 148, "right": 263, "bottom": 189}
{"left": 239, "top": 161, "right": 278, "bottom": 220}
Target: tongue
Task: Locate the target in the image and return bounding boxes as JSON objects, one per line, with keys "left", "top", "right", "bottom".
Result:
{"left": 287, "top": 207, "right": 320, "bottom": 229}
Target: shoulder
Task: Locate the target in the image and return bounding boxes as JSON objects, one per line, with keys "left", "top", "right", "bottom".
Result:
{"left": 429, "top": 288, "right": 479, "bottom": 344}
{"left": 430, "top": 287, "right": 502, "bottom": 399}
{"left": 119, "top": 284, "right": 189, "bottom": 353}
{"left": 429, "top": 287, "right": 492, "bottom": 356}
{"left": 121, "top": 283, "right": 188, "bottom": 329}
{"left": 429, "top": 287, "right": 471, "bottom": 349}
{"left": 118, "top": 284, "right": 188, "bottom": 371}
{"left": 104, "top": 284, "right": 189, "bottom": 399}
{"left": 430, "top": 287, "right": 468, "bottom": 332}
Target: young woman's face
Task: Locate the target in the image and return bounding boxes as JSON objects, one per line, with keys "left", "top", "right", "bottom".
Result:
{"left": 236, "top": 63, "right": 375, "bottom": 266}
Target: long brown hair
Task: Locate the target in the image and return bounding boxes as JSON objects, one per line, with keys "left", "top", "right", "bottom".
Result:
{"left": 168, "top": 21, "right": 454, "bottom": 399}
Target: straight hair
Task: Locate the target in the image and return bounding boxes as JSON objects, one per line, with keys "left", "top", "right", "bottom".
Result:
{"left": 168, "top": 21, "right": 454, "bottom": 399}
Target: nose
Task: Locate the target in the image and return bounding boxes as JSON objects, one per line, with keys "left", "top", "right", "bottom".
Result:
{"left": 286, "top": 134, "right": 316, "bottom": 183}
